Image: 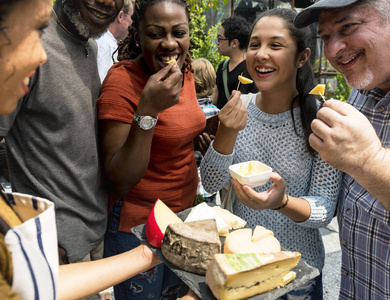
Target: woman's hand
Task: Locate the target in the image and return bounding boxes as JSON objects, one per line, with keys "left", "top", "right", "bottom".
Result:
{"left": 232, "top": 172, "right": 286, "bottom": 211}
{"left": 212, "top": 91, "right": 247, "bottom": 155}
{"left": 137, "top": 63, "right": 183, "bottom": 116}
{"left": 218, "top": 90, "right": 247, "bottom": 134}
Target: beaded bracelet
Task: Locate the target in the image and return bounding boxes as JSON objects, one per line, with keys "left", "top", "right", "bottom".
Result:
{"left": 271, "top": 195, "right": 289, "bottom": 210}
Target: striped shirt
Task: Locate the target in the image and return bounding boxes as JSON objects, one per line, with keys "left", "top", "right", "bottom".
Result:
{"left": 3, "top": 193, "right": 58, "bottom": 299}
{"left": 338, "top": 88, "right": 390, "bottom": 299}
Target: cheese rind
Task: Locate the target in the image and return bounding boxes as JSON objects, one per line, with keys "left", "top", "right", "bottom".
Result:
{"left": 161, "top": 219, "right": 221, "bottom": 275}
{"left": 206, "top": 252, "right": 301, "bottom": 300}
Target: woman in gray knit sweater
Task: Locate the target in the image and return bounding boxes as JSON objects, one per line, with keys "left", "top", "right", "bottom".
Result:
{"left": 200, "top": 8, "right": 342, "bottom": 299}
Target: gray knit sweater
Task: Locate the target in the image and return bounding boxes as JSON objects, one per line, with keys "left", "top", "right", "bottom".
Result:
{"left": 200, "top": 95, "right": 342, "bottom": 270}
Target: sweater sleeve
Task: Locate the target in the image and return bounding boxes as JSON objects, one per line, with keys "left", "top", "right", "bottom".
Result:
{"left": 299, "top": 152, "right": 343, "bottom": 228}
{"left": 200, "top": 141, "right": 234, "bottom": 193}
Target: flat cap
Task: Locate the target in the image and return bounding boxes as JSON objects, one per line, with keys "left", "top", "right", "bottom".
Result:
{"left": 294, "top": 0, "right": 360, "bottom": 28}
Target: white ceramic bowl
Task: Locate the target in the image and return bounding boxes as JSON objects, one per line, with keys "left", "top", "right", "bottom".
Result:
{"left": 229, "top": 161, "right": 272, "bottom": 187}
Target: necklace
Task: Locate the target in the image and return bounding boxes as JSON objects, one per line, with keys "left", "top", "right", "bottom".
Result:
{"left": 51, "top": 8, "right": 90, "bottom": 57}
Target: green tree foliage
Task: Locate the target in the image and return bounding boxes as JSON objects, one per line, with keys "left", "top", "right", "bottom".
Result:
{"left": 330, "top": 73, "right": 351, "bottom": 102}
{"left": 188, "top": 0, "right": 227, "bottom": 70}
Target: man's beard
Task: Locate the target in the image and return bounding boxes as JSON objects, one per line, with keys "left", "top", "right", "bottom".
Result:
{"left": 61, "top": 0, "right": 108, "bottom": 40}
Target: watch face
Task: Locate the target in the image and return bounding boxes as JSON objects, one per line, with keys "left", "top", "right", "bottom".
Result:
{"left": 140, "top": 116, "right": 156, "bottom": 130}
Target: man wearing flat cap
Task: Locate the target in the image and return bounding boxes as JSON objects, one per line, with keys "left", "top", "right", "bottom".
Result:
{"left": 295, "top": 0, "right": 390, "bottom": 299}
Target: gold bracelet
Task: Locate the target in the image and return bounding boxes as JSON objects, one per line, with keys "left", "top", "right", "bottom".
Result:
{"left": 271, "top": 195, "right": 289, "bottom": 210}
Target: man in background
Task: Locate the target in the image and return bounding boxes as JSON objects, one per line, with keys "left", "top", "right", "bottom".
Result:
{"left": 212, "top": 15, "right": 258, "bottom": 109}
{"left": 96, "top": 0, "right": 134, "bottom": 82}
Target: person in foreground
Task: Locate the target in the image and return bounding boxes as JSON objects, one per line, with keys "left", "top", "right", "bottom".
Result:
{"left": 200, "top": 8, "right": 342, "bottom": 299}
{"left": 0, "top": 0, "right": 126, "bottom": 271}
{"left": 294, "top": 0, "right": 390, "bottom": 299}
{"left": 0, "top": 0, "right": 161, "bottom": 299}
{"left": 97, "top": 0, "right": 205, "bottom": 298}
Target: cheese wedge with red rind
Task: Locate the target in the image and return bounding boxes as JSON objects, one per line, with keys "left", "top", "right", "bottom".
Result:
{"left": 206, "top": 251, "right": 301, "bottom": 300}
{"left": 145, "top": 199, "right": 183, "bottom": 248}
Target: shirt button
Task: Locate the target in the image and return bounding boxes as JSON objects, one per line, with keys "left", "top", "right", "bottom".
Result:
{"left": 346, "top": 209, "right": 351, "bottom": 215}
{"left": 343, "top": 240, "right": 347, "bottom": 246}
{"left": 378, "top": 106, "right": 385, "bottom": 112}
{"left": 343, "top": 270, "right": 349, "bottom": 276}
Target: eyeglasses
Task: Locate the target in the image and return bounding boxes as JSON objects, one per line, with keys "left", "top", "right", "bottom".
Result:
{"left": 217, "top": 36, "right": 229, "bottom": 42}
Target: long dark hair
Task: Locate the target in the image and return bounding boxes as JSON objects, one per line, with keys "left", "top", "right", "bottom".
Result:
{"left": 116, "top": 0, "right": 193, "bottom": 73}
{"left": 252, "top": 8, "right": 318, "bottom": 155}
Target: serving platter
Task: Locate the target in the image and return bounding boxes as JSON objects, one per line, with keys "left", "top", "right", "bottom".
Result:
{"left": 132, "top": 206, "right": 319, "bottom": 300}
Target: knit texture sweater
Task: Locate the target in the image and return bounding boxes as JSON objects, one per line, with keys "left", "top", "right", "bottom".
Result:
{"left": 201, "top": 95, "right": 342, "bottom": 270}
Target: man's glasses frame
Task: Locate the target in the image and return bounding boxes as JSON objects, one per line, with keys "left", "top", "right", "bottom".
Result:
{"left": 217, "top": 36, "right": 230, "bottom": 42}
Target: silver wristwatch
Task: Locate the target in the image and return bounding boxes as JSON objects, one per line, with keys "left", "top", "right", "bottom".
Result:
{"left": 133, "top": 113, "right": 158, "bottom": 130}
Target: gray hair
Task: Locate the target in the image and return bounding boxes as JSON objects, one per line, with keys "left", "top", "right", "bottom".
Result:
{"left": 122, "top": 0, "right": 133, "bottom": 14}
{"left": 356, "top": 0, "right": 390, "bottom": 23}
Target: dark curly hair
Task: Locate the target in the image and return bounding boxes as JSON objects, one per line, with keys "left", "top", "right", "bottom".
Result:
{"left": 117, "top": 0, "right": 193, "bottom": 73}
{"left": 221, "top": 15, "right": 252, "bottom": 50}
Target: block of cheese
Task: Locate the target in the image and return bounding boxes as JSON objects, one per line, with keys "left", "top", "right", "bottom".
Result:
{"left": 206, "top": 251, "right": 301, "bottom": 300}
{"left": 212, "top": 206, "right": 246, "bottom": 230}
{"left": 185, "top": 202, "right": 230, "bottom": 236}
{"left": 224, "top": 226, "right": 281, "bottom": 254}
{"left": 161, "top": 219, "right": 221, "bottom": 275}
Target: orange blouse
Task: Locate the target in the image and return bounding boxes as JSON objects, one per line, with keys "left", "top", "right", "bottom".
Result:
{"left": 97, "top": 61, "right": 206, "bottom": 231}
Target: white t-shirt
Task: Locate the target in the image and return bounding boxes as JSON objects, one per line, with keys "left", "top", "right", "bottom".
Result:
{"left": 95, "top": 30, "right": 118, "bottom": 83}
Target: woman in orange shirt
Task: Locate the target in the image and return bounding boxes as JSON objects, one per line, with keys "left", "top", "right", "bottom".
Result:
{"left": 97, "top": 0, "right": 205, "bottom": 298}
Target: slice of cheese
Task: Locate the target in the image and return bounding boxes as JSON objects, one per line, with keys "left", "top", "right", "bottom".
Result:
{"left": 238, "top": 75, "right": 253, "bottom": 84}
{"left": 212, "top": 206, "right": 246, "bottom": 230}
{"left": 224, "top": 227, "right": 281, "bottom": 254}
{"left": 206, "top": 251, "right": 301, "bottom": 300}
{"left": 185, "top": 202, "right": 230, "bottom": 236}
{"left": 309, "top": 84, "right": 326, "bottom": 96}
{"left": 161, "top": 219, "right": 221, "bottom": 275}
{"left": 252, "top": 225, "right": 274, "bottom": 242}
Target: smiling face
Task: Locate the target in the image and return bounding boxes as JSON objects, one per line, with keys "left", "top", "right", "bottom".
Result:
{"left": 138, "top": 1, "right": 190, "bottom": 75}
{"left": 246, "top": 16, "right": 301, "bottom": 94}
{"left": 62, "top": 0, "right": 123, "bottom": 39}
{"left": 0, "top": 0, "right": 51, "bottom": 114}
{"left": 318, "top": 4, "right": 390, "bottom": 93}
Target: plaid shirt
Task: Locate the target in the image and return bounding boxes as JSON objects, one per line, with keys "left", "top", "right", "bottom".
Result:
{"left": 338, "top": 88, "right": 390, "bottom": 299}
